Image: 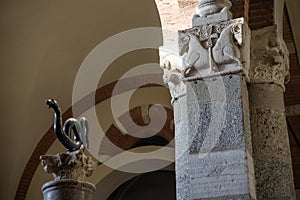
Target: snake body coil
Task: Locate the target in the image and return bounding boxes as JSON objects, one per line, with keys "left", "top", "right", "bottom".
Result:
{"left": 45, "top": 99, "right": 89, "bottom": 152}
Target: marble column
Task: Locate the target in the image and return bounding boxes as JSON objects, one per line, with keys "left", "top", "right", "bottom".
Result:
{"left": 160, "top": 0, "right": 256, "bottom": 199}
{"left": 249, "top": 25, "right": 296, "bottom": 200}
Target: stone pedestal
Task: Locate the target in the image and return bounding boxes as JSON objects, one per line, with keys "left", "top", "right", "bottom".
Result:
{"left": 40, "top": 147, "right": 96, "bottom": 200}
{"left": 160, "top": 1, "right": 256, "bottom": 199}
{"left": 42, "top": 180, "right": 95, "bottom": 200}
{"left": 249, "top": 26, "right": 296, "bottom": 200}
{"left": 174, "top": 74, "right": 256, "bottom": 200}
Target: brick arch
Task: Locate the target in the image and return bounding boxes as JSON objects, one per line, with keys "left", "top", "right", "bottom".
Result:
{"left": 15, "top": 74, "right": 169, "bottom": 200}
{"left": 155, "top": 0, "right": 253, "bottom": 31}
{"left": 248, "top": 0, "right": 274, "bottom": 30}
{"left": 155, "top": 0, "right": 279, "bottom": 32}
{"left": 153, "top": 0, "right": 261, "bottom": 46}
{"left": 99, "top": 105, "right": 174, "bottom": 157}
{"left": 154, "top": 0, "right": 198, "bottom": 32}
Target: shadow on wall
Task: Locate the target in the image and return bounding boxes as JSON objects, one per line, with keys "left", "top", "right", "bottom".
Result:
{"left": 107, "top": 170, "right": 176, "bottom": 200}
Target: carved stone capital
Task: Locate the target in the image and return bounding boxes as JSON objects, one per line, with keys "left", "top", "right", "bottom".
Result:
{"left": 250, "top": 26, "right": 290, "bottom": 91}
{"left": 40, "top": 147, "right": 96, "bottom": 181}
{"left": 178, "top": 17, "right": 250, "bottom": 80}
{"left": 159, "top": 47, "right": 186, "bottom": 104}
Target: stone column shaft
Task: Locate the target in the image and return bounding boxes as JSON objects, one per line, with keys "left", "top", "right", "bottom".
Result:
{"left": 249, "top": 25, "right": 296, "bottom": 200}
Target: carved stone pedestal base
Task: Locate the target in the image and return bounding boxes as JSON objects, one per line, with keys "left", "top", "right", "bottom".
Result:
{"left": 42, "top": 180, "right": 95, "bottom": 200}
{"left": 40, "top": 147, "right": 96, "bottom": 200}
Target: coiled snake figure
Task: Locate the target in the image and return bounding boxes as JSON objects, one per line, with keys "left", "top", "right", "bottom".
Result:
{"left": 45, "top": 99, "right": 89, "bottom": 152}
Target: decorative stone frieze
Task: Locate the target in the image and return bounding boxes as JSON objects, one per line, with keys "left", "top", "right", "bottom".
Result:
{"left": 250, "top": 25, "right": 290, "bottom": 91}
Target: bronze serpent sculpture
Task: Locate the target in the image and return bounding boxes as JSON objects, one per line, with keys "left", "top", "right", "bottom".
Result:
{"left": 45, "top": 99, "right": 89, "bottom": 152}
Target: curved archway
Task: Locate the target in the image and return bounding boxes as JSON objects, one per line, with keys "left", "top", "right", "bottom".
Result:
{"left": 106, "top": 170, "right": 176, "bottom": 200}
{"left": 92, "top": 146, "right": 175, "bottom": 199}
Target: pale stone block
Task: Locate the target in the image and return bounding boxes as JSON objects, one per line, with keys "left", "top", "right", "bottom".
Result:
{"left": 176, "top": 167, "right": 191, "bottom": 200}
{"left": 194, "top": 194, "right": 252, "bottom": 200}
{"left": 175, "top": 120, "right": 190, "bottom": 168}
{"left": 173, "top": 95, "right": 188, "bottom": 124}
{"left": 188, "top": 149, "right": 250, "bottom": 199}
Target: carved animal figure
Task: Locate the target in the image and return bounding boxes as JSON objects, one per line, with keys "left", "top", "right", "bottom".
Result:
{"left": 45, "top": 99, "right": 89, "bottom": 152}
{"left": 212, "top": 23, "right": 241, "bottom": 67}
{"left": 178, "top": 31, "right": 209, "bottom": 76}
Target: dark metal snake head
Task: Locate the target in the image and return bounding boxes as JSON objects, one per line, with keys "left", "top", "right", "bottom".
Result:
{"left": 45, "top": 99, "right": 59, "bottom": 109}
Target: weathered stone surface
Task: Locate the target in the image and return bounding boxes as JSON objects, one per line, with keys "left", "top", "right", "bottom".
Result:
{"left": 176, "top": 167, "right": 191, "bottom": 200}
{"left": 254, "top": 158, "right": 296, "bottom": 200}
{"left": 172, "top": 73, "right": 255, "bottom": 199}
{"left": 241, "top": 83, "right": 253, "bottom": 157}
{"left": 189, "top": 149, "right": 250, "bottom": 199}
{"left": 249, "top": 82, "right": 296, "bottom": 200}
{"left": 175, "top": 120, "right": 190, "bottom": 169}
{"left": 186, "top": 74, "right": 243, "bottom": 105}
{"left": 189, "top": 100, "right": 245, "bottom": 153}
{"left": 250, "top": 107, "right": 291, "bottom": 158}
{"left": 173, "top": 96, "right": 188, "bottom": 123}
{"left": 40, "top": 147, "right": 96, "bottom": 200}
{"left": 40, "top": 148, "right": 95, "bottom": 181}
{"left": 249, "top": 84, "right": 285, "bottom": 109}
{"left": 162, "top": 1, "right": 255, "bottom": 199}
{"left": 175, "top": 120, "right": 189, "bottom": 153}
{"left": 194, "top": 194, "right": 252, "bottom": 200}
